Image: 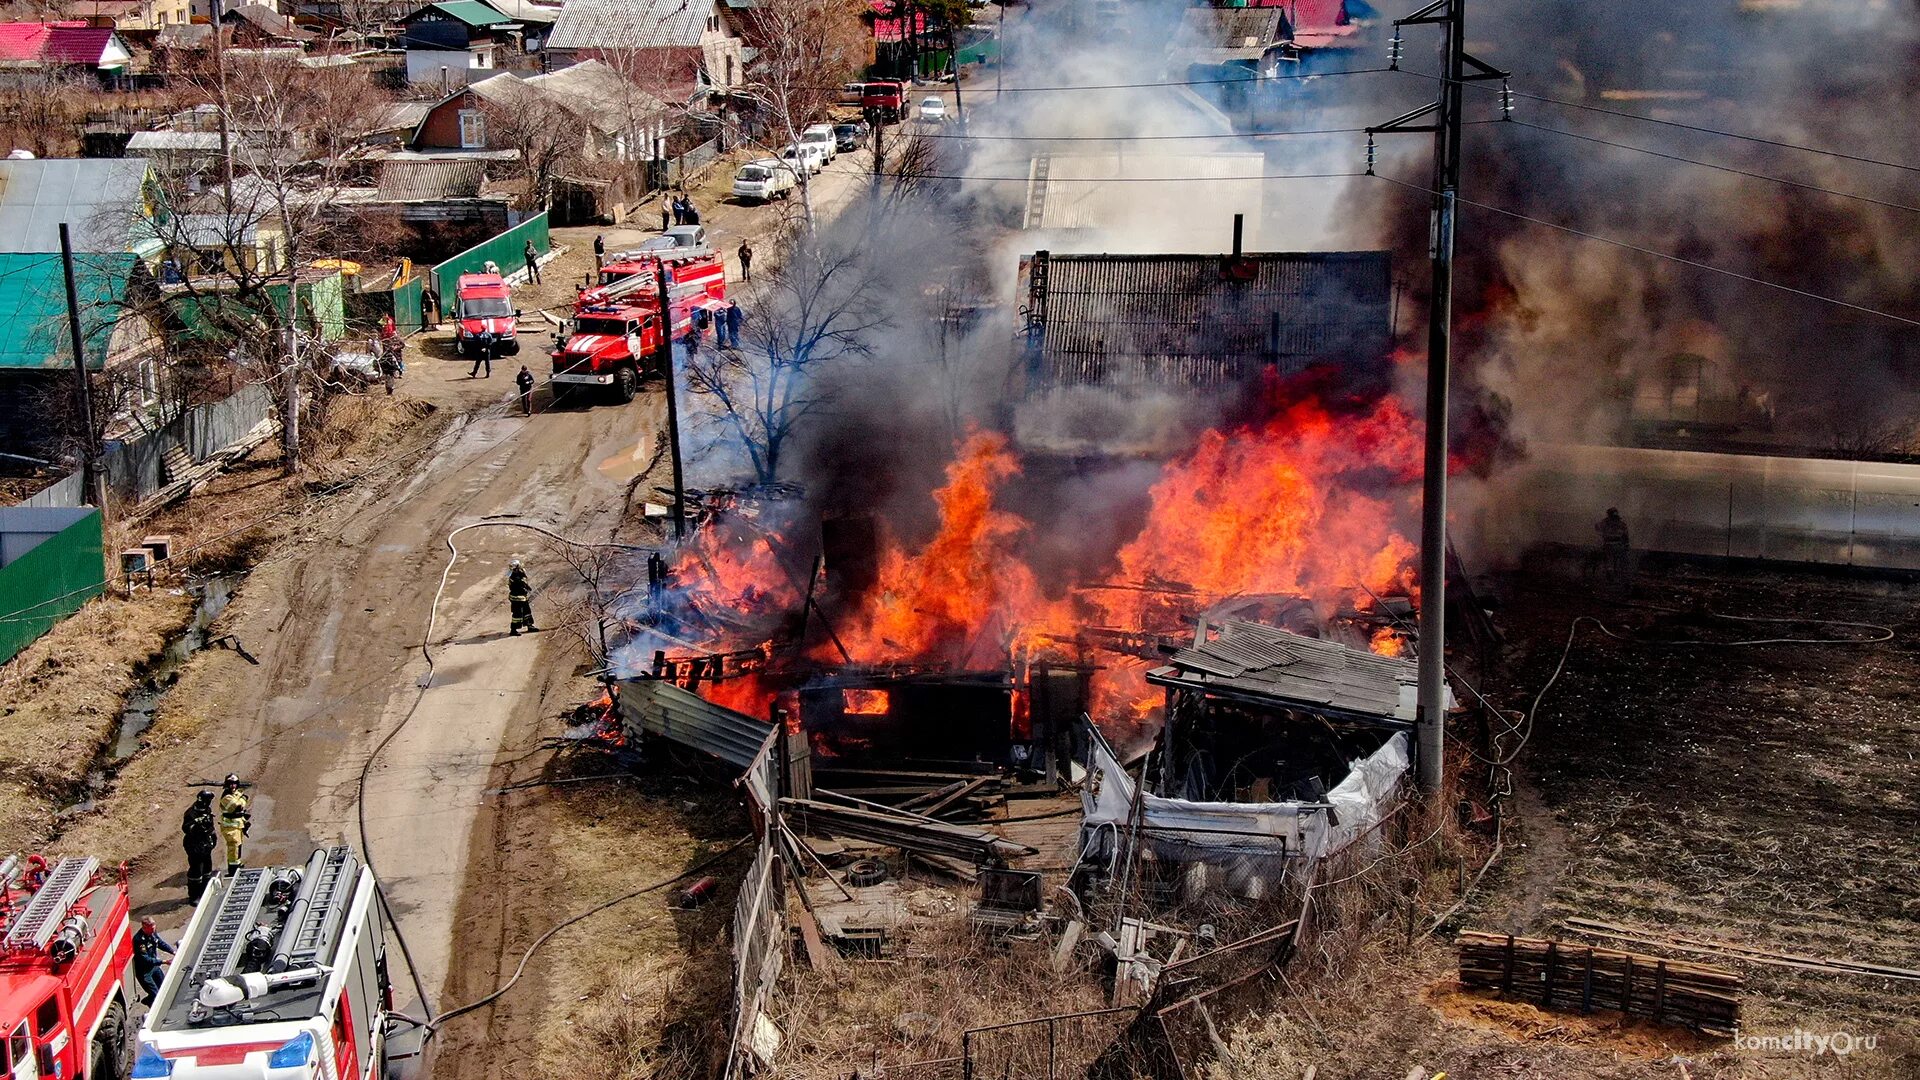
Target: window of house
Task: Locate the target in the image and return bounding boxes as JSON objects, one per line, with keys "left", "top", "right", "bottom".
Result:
{"left": 138, "top": 358, "right": 158, "bottom": 406}
{"left": 725, "top": 55, "right": 734, "bottom": 85}
{"left": 458, "top": 109, "right": 485, "bottom": 148}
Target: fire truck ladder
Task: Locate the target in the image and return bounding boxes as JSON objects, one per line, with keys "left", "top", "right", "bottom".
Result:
{"left": 271, "top": 846, "right": 358, "bottom": 973}
{"left": 3, "top": 856, "right": 98, "bottom": 951}
{"left": 1023, "top": 154, "right": 1052, "bottom": 230}
{"left": 190, "top": 868, "right": 270, "bottom": 982}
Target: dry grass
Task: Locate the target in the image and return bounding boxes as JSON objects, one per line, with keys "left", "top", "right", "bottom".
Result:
{"left": 772, "top": 920, "right": 1113, "bottom": 1079}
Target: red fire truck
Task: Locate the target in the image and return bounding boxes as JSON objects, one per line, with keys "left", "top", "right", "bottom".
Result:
{"left": 451, "top": 272, "right": 520, "bottom": 358}
{"left": 0, "top": 854, "right": 135, "bottom": 1080}
{"left": 861, "top": 80, "right": 908, "bottom": 124}
{"left": 551, "top": 250, "right": 727, "bottom": 404}
{"left": 134, "top": 846, "right": 410, "bottom": 1080}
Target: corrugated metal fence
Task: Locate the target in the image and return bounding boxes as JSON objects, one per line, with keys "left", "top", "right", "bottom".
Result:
{"left": 21, "top": 384, "right": 275, "bottom": 510}
{"left": 0, "top": 507, "right": 105, "bottom": 664}
{"left": 725, "top": 730, "right": 787, "bottom": 1079}
{"left": 392, "top": 276, "right": 424, "bottom": 337}
{"left": 431, "top": 213, "right": 551, "bottom": 305}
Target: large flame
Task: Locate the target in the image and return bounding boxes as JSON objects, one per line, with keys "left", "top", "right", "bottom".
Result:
{"left": 651, "top": 385, "right": 1425, "bottom": 732}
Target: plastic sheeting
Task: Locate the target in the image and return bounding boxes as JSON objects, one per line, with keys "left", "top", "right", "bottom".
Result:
{"left": 1080, "top": 729, "right": 1410, "bottom": 866}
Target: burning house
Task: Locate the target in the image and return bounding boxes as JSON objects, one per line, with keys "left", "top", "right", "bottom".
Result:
{"left": 1080, "top": 619, "right": 1414, "bottom": 902}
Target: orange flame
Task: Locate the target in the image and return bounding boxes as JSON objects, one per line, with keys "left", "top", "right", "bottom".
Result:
{"left": 842, "top": 688, "right": 891, "bottom": 715}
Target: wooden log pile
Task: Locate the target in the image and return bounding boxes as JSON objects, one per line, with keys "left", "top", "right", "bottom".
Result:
{"left": 1457, "top": 929, "right": 1741, "bottom": 1035}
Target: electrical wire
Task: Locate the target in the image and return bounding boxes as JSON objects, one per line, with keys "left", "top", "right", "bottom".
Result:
{"left": 907, "top": 125, "right": 1371, "bottom": 142}
{"left": 425, "top": 836, "right": 750, "bottom": 1031}
{"left": 904, "top": 170, "right": 1371, "bottom": 183}
{"left": 1397, "top": 67, "right": 1920, "bottom": 176}
{"left": 1500, "top": 119, "right": 1920, "bottom": 216}
{"left": 1368, "top": 172, "right": 1920, "bottom": 329}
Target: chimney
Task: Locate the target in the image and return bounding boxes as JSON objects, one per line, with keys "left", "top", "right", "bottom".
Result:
{"left": 1231, "top": 213, "right": 1244, "bottom": 258}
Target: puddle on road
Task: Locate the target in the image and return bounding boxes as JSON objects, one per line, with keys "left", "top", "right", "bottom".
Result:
{"left": 595, "top": 434, "right": 662, "bottom": 484}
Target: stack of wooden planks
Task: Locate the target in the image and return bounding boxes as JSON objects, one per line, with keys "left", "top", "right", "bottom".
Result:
{"left": 1457, "top": 929, "right": 1741, "bottom": 1035}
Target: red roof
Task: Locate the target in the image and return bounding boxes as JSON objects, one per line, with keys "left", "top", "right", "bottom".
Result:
{"left": 0, "top": 24, "right": 53, "bottom": 62}
{"left": 1246, "top": 0, "right": 1353, "bottom": 35}
{"left": 0, "top": 22, "right": 116, "bottom": 64}
{"left": 42, "top": 25, "right": 115, "bottom": 63}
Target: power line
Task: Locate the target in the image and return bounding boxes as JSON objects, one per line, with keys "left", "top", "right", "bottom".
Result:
{"left": 908, "top": 125, "right": 1370, "bottom": 142}
{"left": 903, "top": 170, "right": 1370, "bottom": 183}
{"left": 1501, "top": 118, "right": 1920, "bottom": 215}
{"left": 1398, "top": 67, "right": 1920, "bottom": 176}
{"left": 1369, "top": 172, "right": 1920, "bottom": 329}
{"left": 811, "top": 65, "right": 1396, "bottom": 95}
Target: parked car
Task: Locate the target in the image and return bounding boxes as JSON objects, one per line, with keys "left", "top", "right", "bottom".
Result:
{"left": 919, "top": 96, "right": 947, "bottom": 121}
{"left": 800, "top": 123, "right": 838, "bottom": 163}
{"left": 834, "top": 121, "right": 868, "bottom": 151}
{"left": 781, "top": 142, "right": 827, "bottom": 175}
{"left": 837, "top": 81, "right": 865, "bottom": 105}
{"left": 636, "top": 224, "right": 710, "bottom": 254}
{"left": 732, "top": 158, "right": 798, "bottom": 202}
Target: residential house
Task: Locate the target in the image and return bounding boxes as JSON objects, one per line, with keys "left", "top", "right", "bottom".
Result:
{"left": 545, "top": 0, "right": 745, "bottom": 104}
{"left": 125, "top": 129, "right": 226, "bottom": 188}
{"left": 64, "top": 0, "right": 193, "bottom": 32}
{"left": 164, "top": 213, "right": 289, "bottom": 278}
{"left": 398, "top": 1, "right": 519, "bottom": 87}
{"left": 0, "top": 22, "right": 135, "bottom": 86}
{"left": 220, "top": 4, "right": 318, "bottom": 47}
{"left": 0, "top": 158, "right": 166, "bottom": 455}
{"left": 479, "top": 0, "right": 557, "bottom": 49}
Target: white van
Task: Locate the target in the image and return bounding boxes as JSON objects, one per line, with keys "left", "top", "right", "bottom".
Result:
{"left": 800, "top": 123, "right": 838, "bottom": 163}
{"left": 733, "top": 158, "right": 797, "bottom": 202}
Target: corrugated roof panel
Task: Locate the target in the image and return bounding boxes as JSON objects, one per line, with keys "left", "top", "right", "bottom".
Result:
{"left": 0, "top": 252, "right": 132, "bottom": 370}
{"left": 1156, "top": 621, "right": 1418, "bottom": 723}
{"left": 0, "top": 159, "right": 153, "bottom": 256}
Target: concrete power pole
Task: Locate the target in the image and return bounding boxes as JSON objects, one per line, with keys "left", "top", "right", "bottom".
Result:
{"left": 1367, "top": 0, "right": 1506, "bottom": 794}
{"left": 654, "top": 267, "right": 687, "bottom": 540}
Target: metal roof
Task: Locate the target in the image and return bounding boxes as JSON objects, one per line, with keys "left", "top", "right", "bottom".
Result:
{"left": 0, "top": 158, "right": 154, "bottom": 255}
{"left": 547, "top": 0, "right": 716, "bottom": 51}
{"left": 376, "top": 157, "right": 488, "bottom": 201}
{"left": 0, "top": 252, "right": 134, "bottom": 370}
{"left": 1022, "top": 248, "right": 1392, "bottom": 389}
{"left": 222, "top": 4, "right": 317, "bottom": 41}
{"left": 407, "top": 1, "right": 517, "bottom": 27}
{"left": 126, "top": 130, "right": 224, "bottom": 152}
{"left": 1147, "top": 619, "right": 1417, "bottom": 726}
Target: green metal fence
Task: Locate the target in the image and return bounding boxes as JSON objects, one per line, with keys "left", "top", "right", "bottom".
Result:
{"left": 431, "top": 214, "right": 552, "bottom": 314}
{"left": 392, "top": 275, "right": 424, "bottom": 336}
{"left": 0, "top": 508, "right": 106, "bottom": 665}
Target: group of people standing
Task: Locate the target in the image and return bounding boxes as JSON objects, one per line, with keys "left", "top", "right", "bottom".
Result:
{"left": 686, "top": 299, "right": 747, "bottom": 353}
{"left": 666, "top": 194, "right": 701, "bottom": 229}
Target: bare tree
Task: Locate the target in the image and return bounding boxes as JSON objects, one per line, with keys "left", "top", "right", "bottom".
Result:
{"left": 682, "top": 236, "right": 885, "bottom": 482}
{"left": 475, "top": 86, "right": 590, "bottom": 211}
{"left": 0, "top": 67, "right": 86, "bottom": 157}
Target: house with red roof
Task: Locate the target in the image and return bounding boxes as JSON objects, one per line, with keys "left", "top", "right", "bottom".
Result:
{"left": 0, "top": 22, "right": 134, "bottom": 85}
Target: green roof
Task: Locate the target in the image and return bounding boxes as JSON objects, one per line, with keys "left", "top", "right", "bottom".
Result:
{"left": 419, "top": 1, "right": 516, "bottom": 27}
{"left": 0, "top": 253, "right": 135, "bottom": 370}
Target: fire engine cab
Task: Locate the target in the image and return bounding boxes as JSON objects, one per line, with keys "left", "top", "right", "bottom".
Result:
{"left": 451, "top": 273, "right": 520, "bottom": 358}
{"left": 134, "top": 846, "right": 406, "bottom": 1080}
{"left": 0, "top": 854, "right": 134, "bottom": 1080}
{"left": 551, "top": 249, "right": 726, "bottom": 404}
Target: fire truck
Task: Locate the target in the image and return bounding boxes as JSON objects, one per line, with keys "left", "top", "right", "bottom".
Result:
{"left": 451, "top": 272, "right": 520, "bottom": 358}
{"left": 134, "top": 846, "right": 410, "bottom": 1080}
{"left": 0, "top": 854, "right": 135, "bottom": 1080}
{"left": 551, "top": 249, "right": 727, "bottom": 404}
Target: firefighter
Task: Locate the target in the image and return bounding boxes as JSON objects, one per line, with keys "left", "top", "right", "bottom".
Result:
{"left": 660, "top": 200, "right": 671, "bottom": 232}
{"left": 515, "top": 365, "right": 536, "bottom": 415}
{"left": 133, "top": 917, "right": 175, "bottom": 1005}
{"left": 508, "top": 560, "right": 536, "bottom": 635}
{"left": 182, "top": 791, "right": 218, "bottom": 901}
{"left": 724, "top": 300, "right": 744, "bottom": 350}
{"left": 593, "top": 233, "right": 605, "bottom": 270}
{"left": 469, "top": 330, "right": 496, "bottom": 379}
{"left": 1596, "top": 507, "right": 1631, "bottom": 585}
{"left": 218, "top": 774, "right": 250, "bottom": 875}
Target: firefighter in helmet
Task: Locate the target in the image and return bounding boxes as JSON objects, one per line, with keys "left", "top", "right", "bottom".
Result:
{"left": 218, "top": 774, "right": 251, "bottom": 875}
{"left": 508, "top": 559, "right": 536, "bottom": 636}
{"left": 182, "top": 790, "right": 218, "bottom": 901}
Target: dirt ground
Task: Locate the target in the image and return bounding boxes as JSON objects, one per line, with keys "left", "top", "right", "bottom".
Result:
{"left": 0, "top": 144, "right": 885, "bottom": 1080}
{"left": 1211, "top": 559, "right": 1920, "bottom": 1079}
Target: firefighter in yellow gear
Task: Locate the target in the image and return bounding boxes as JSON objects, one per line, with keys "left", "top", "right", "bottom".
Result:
{"left": 218, "top": 773, "right": 251, "bottom": 874}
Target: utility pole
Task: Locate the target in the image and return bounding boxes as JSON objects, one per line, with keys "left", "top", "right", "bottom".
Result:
{"left": 1366, "top": 0, "right": 1506, "bottom": 795}
{"left": 209, "top": 0, "right": 233, "bottom": 211}
{"left": 655, "top": 267, "right": 687, "bottom": 540}
{"left": 58, "top": 223, "right": 107, "bottom": 514}
{"left": 868, "top": 113, "right": 885, "bottom": 238}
